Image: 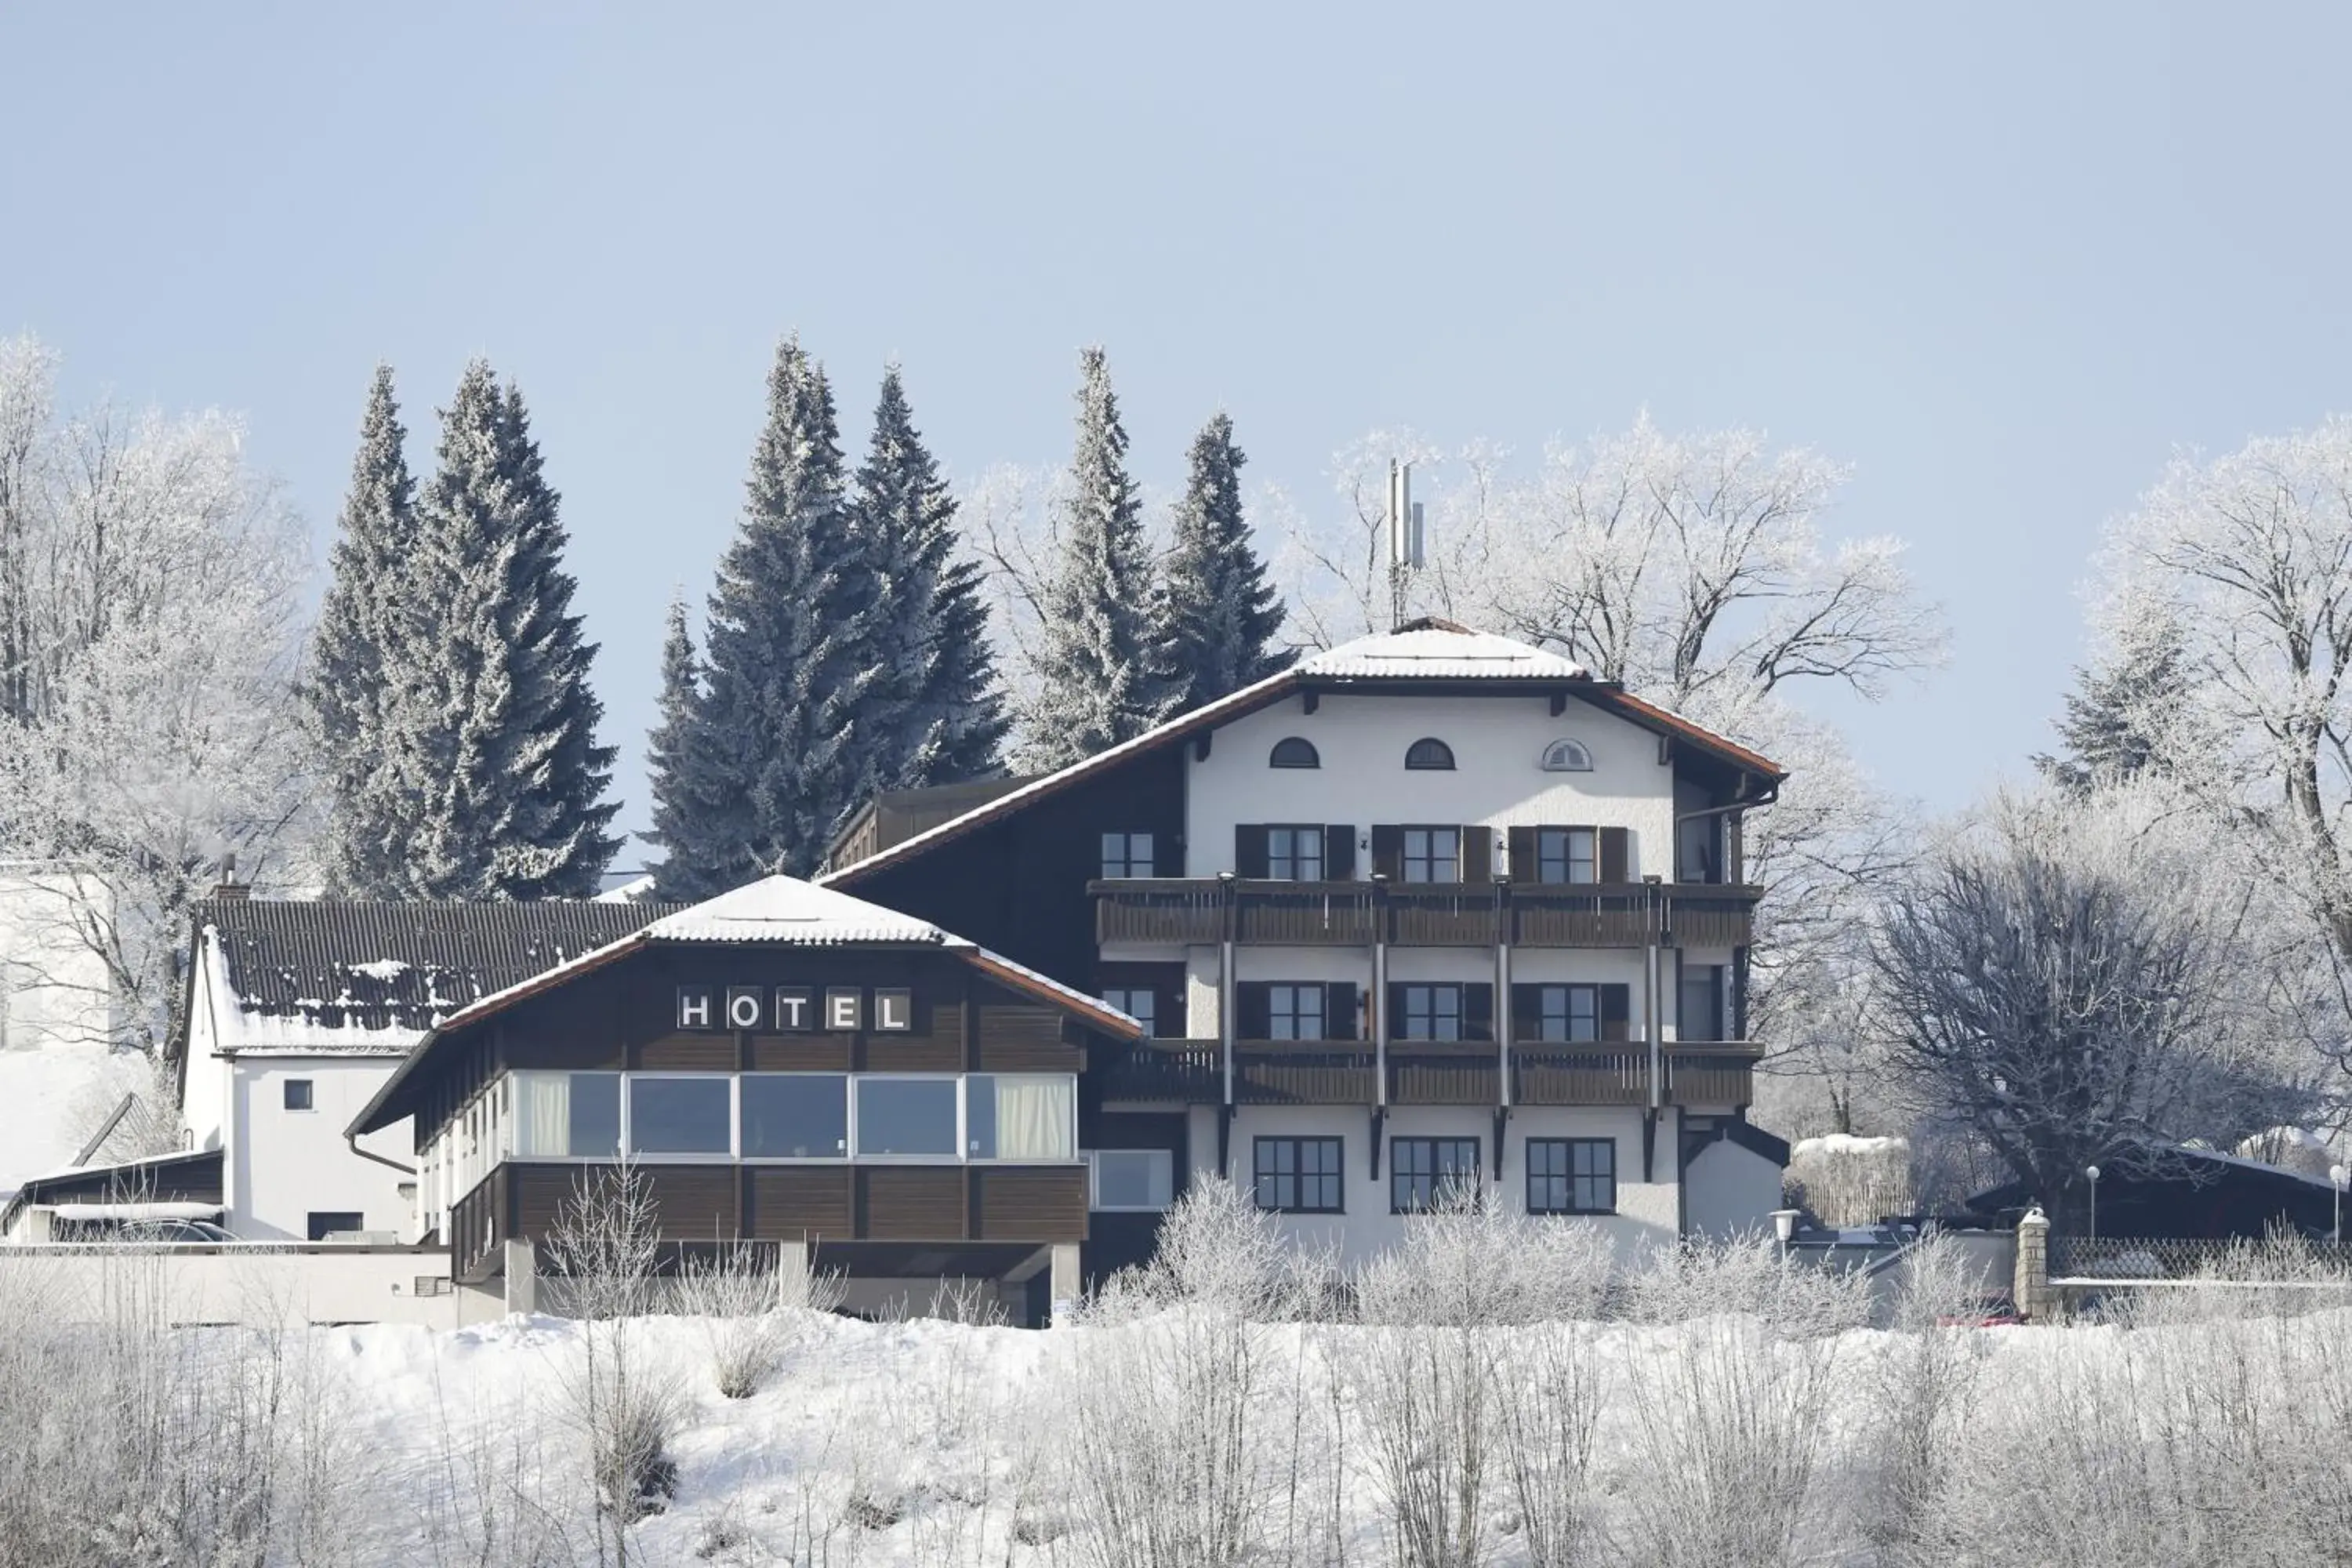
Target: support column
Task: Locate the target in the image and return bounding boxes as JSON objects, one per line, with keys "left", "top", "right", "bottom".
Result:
{"left": 503, "top": 1237, "right": 538, "bottom": 1316}
{"left": 2014, "top": 1207, "right": 2055, "bottom": 1323}
{"left": 775, "top": 1238, "right": 811, "bottom": 1308}
{"left": 1048, "top": 1243, "right": 1082, "bottom": 1326}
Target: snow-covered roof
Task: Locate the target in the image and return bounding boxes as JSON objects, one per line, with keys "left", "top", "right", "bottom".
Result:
{"left": 641, "top": 876, "right": 951, "bottom": 946}
{"left": 1301, "top": 624, "right": 1590, "bottom": 680}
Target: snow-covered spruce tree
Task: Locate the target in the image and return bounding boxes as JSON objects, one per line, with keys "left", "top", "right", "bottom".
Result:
{"left": 658, "top": 337, "right": 882, "bottom": 891}
{"left": 851, "top": 365, "right": 1007, "bottom": 789}
{"left": 394, "top": 361, "right": 619, "bottom": 900}
{"left": 1022, "top": 347, "right": 1171, "bottom": 768}
{"left": 309, "top": 365, "right": 419, "bottom": 897}
{"left": 2034, "top": 610, "right": 2188, "bottom": 796}
{"left": 643, "top": 593, "right": 729, "bottom": 902}
{"left": 1156, "top": 411, "right": 1287, "bottom": 712}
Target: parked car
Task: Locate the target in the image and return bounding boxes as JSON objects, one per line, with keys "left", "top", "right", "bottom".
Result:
{"left": 107, "top": 1218, "right": 236, "bottom": 1244}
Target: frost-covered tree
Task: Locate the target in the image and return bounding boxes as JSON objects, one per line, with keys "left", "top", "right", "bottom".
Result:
{"left": 851, "top": 366, "right": 1006, "bottom": 789}
{"left": 655, "top": 337, "right": 880, "bottom": 892}
{"left": 0, "top": 334, "right": 312, "bottom": 1049}
{"left": 308, "top": 365, "right": 419, "bottom": 896}
{"left": 1869, "top": 785, "right": 2319, "bottom": 1229}
{"left": 1022, "top": 347, "right": 1171, "bottom": 768}
{"left": 1156, "top": 412, "right": 1287, "bottom": 711}
{"left": 394, "top": 361, "right": 619, "bottom": 900}
{"left": 2035, "top": 612, "right": 2189, "bottom": 796}
{"left": 641, "top": 592, "right": 726, "bottom": 902}
{"left": 2096, "top": 419, "right": 2352, "bottom": 1063}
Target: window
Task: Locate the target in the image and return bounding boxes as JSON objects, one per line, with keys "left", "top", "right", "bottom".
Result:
{"left": 1266, "top": 825, "right": 1325, "bottom": 881}
{"left": 739, "top": 1073, "right": 848, "bottom": 1158}
{"left": 1091, "top": 1149, "right": 1176, "bottom": 1211}
{"left": 1399, "top": 984, "right": 1462, "bottom": 1042}
{"left": 307, "top": 1211, "right": 365, "bottom": 1241}
{"left": 1102, "top": 987, "right": 1157, "bottom": 1036}
{"left": 1541, "top": 738, "right": 1595, "bottom": 772}
{"left": 1677, "top": 815, "right": 1723, "bottom": 883}
{"left": 1254, "top": 1136, "right": 1345, "bottom": 1213}
{"left": 282, "top": 1079, "right": 314, "bottom": 1112}
{"left": 1101, "top": 832, "right": 1154, "bottom": 879}
{"left": 627, "top": 1076, "right": 731, "bottom": 1156}
{"left": 1392, "top": 1138, "right": 1482, "bottom": 1213}
{"left": 967, "top": 1074, "right": 1077, "bottom": 1159}
{"left": 1680, "top": 964, "right": 1726, "bottom": 1042}
{"left": 512, "top": 1071, "right": 622, "bottom": 1158}
{"left": 1267, "top": 983, "right": 1326, "bottom": 1041}
{"left": 1536, "top": 827, "right": 1599, "bottom": 884}
{"left": 1403, "top": 826, "right": 1460, "bottom": 884}
{"left": 1269, "top": 736, "right": 1320, "bottom": 768}
{"left": 855, "top": 1077, "right": 960, "bottom": 1156}
{"left": 1532, "top": 984, "right": 1601, "bottom": 1043}
{"left": 1527, "top": 1138, "right": 1616, "bottom": 1214}
{"left": 1405, "top": 737, "right": 1456, "bottom": 771}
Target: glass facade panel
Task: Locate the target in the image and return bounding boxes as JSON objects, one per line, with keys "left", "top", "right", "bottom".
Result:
{"left": 739, "top": 1073, "right": 848, "bottom": 1158}
{"left": 627, "top": 1076, "right": 731, "bottom": 1156}
{"left": 856, "top": 1077, "right": 960, "bottom": 1156}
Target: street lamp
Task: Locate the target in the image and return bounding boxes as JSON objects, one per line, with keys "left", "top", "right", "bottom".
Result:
{"left": 2331, "top": 1164, "right": 2346, "bottom": 1248}
{"left": 2085, "top": 1165, "right": 2101, "bottom": 1243}
{"left": 1769, "top": 1207, "right": 1801, "bottom": 1264}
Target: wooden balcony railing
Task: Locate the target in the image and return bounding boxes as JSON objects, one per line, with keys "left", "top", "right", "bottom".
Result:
{"left": 1093, "top": 879, "right": 1761, "bottom": 949}
{"left": 1099, "top": 1038, "right": 1760, "bottom": 1109}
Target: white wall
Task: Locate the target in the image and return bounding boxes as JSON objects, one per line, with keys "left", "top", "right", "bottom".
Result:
{"left": 227, "top": 1058, "right": 413, "bottom": 1242}
{"left": 0, "top": 1245, "right": 470, "bottom": 1327}
{"left": 1683, "top": 1135, "right": 1786, "bottom": 1240}
{"left": 1209, "top": 1102, "right": 1679, "bottom": 1269}
{"left": 1185, "top": 691, "right": 1675, "bottom": 879}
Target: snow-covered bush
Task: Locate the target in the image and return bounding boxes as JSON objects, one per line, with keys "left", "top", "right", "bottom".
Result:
{"left": 1785, "top": 1131, "right": 1913, "bottom": 1226}
{"left": 671, "top": 1240, "right": 844, "bottom": 1399}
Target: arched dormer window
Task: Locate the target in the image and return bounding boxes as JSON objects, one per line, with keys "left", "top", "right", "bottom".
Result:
{"left": 1541, "top": 738, "right": 1595, "bottom": 772}
{"left": 1269, "top": 736, "right": 1321, "bottom": 769}
{"left": 1405, "top": 737, "right": 1456, "bottom": 771}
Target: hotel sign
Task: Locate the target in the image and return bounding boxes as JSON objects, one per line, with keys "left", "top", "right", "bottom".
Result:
{"left": 675, "top": 985, "right": 914, "bottom": 1033}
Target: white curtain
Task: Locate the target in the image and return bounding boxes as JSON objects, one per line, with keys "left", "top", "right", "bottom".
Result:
{"left": 511, "top": 1072, "right": 571, "bottom": 1157}
{"left": 993, "top": 1076, "right": 1076, "bottom": 1160}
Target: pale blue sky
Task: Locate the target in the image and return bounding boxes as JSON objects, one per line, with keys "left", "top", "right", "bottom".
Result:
{"left": 6, "top": 4, "right": 2350, "bottom": 853}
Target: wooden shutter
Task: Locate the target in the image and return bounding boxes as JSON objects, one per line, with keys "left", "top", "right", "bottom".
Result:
{"left": 1463, "top": 983, "right": 1494, "bottom": 1042}
{"left": 1599, "top": 826, "right": 1631, "bottom": 884}
{"left": 1235, "top": 825, "right": 1270, "bottom": 878}
{"left": 1510, "top": 983, "right": 1544, "bottom": 1043}
{"left": 1508, "top": 826, "right": 1539, "bottom": 883}
{"left": 1236, "top": 983, "right": 1271, "bottom": 1041}
{"left": 1460, "top": 827, "right": 1491, "bottom": 885}
{"left": 1325, "top": 825, "right": 1356, "bottom": 881}
{"left": 1371, "top": 825, "right": 1404, "bottom": 880}
{"left": 1325, "top": 981, "right": 1359, "bottom": 1041}
{"left": 1599, "top": 983, "right": 1632, "bottom": 1042}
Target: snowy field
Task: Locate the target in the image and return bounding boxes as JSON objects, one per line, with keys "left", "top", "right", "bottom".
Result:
{"left": 3, "top": 1202, "right": 2350, "bottom": 1568}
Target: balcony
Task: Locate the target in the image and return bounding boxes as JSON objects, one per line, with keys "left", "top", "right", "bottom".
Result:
{"left": 1091, "top": 879, "right": 1761, "bottom": 949}
{"left": 1098, "top": 1038, "right": 1759, "bottom": 1108}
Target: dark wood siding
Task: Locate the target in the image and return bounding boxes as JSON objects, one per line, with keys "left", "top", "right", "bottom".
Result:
{"left": 635, "top": 1035, "right": 737, "bottom": 1071}
{"left": 746, "top": 1167, "right": 854, "bottom": 1240}
{"left": 971, "top": 1167, "right": 1089, "bottom": 1240}
{"left": 644, "top": 1165, "right": 739, "bottom": 1240}
{"left": 860, "top": 1167, "right": 968, "bottom": 1240}
{"left": 746, "top": 1037, "right": 853, "bottom": 1070}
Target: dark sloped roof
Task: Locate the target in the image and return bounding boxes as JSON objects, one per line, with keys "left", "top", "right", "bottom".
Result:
{"left": 190, "top": 898, "right": 686, "bottom": 1034}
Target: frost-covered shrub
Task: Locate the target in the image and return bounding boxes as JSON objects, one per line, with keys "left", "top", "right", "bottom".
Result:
{"left": 1785, "top": 1131, "right": 1913, "bottom": 1226}
{"left": 673, "top": 1240, "right": 844, "bottom": 1399}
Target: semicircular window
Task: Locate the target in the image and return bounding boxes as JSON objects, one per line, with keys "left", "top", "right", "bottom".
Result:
{"left": 1404, "top": 737, "right": 1457, "bottom": 771}
{"left": 1269, "top": 736, "right": 1321, "bottom": 769}
{"left": 1541, "top": 738, "right": 1595, "bottom": 772}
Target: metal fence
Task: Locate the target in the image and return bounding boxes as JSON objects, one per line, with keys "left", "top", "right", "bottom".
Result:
{"left": 2051, "top": 1234, "right": 2352, "bottom": 1282}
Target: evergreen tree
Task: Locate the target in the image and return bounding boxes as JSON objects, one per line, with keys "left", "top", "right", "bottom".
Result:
{"left": 644, "top": 592, "right": 728, "bottom": 900}
{"left": 852, "top": 365, "right": 1007, "bottom": 789}
{"left": 660, "top": 336, "right": 882, "bottom": 891}
{"left": 1156, "top": 411, "right": 1288, "bottom": 710}
{"left": 397, "top": 361, "right": 620, "bottom": 898}
{"left": 1024, "top": 346, "right": 1171, "bottom": 768}
{"left": 2035, "top": 615, "right": 2190, "bottom": 795}
{"left": 308, "top": 365, "right": 419, "bottom": 895}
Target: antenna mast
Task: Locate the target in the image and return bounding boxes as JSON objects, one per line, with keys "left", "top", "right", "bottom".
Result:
{"left": 1387, "top": 459, "right": 1424, "bottom": 631}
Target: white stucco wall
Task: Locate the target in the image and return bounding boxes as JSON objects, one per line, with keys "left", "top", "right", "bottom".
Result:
{"left": 0, "top": 1245, "right": 468, "bottom": 1327}
{"left": 1682, "top": 1134, "right": 1787, "bottom": 1241}
{"left": 1185, "top": 691, "right": 1675, "bottom": 880}
{"left": 227, "top": 1058, "right": 413, "bottom": 1242}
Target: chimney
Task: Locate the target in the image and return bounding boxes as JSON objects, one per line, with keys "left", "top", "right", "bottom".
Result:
{"left": 211, "top": 853, "right": 249, "bottom": 904}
